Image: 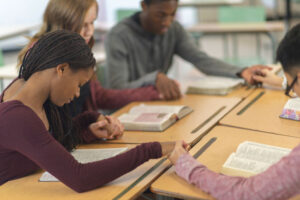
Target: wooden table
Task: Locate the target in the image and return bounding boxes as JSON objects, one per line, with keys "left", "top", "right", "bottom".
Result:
{"left": 110, "top": 95, "right": 241, "bottom": 145}
{"left": 0, "top": 143, "right": 170, "bottom": 200}
{"left": 151, "top": 125, "right": 300, "bottom": 200}
{"left": 220, "top": 88, "right": 300, "bottom": 138}
{"left": 179, "top": 0, "right": 243, "bottom": 7}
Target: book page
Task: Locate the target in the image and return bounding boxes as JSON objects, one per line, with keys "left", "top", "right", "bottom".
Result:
{"left": 128, "top": 104, "right": 185, "bottom": 115}
{"left": 222, "top": 153, "right": 271, "bottom": 176}
{"left": 283, "top": 98, "right": 300, "bottom": 111}
{"left": 222, "top": 141, "right": 291, "bottom": 177}
{"left": 188, "top": 76, "right": 243, "bottom": 90}
{"left": 39, "top": 148, "right": 128, "bottom": 182}
{"left": 235, "top": 141, "right": 290, "bottom": 164}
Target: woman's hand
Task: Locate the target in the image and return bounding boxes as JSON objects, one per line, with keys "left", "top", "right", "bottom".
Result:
{"left": 252, "top": 69, "right": 283, "bottom": 88}
{"left": 89, "top": 115, "right": 124, "bottom": 140}
{"left": 168, "top": 141, "right": 190, "bottom": 165}
{"left": 160, "top": 140, "right": 189, "bottom": 158}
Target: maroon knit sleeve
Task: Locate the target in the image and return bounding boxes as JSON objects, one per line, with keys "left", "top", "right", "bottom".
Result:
{"left": 0, "top": 101, "right": 162, "bottom": 192}
{"left": 72, "top": 111, "right": 100, "bottom": 143}
{"left": 85, "top": 79, "right": 160, "bottom": 111}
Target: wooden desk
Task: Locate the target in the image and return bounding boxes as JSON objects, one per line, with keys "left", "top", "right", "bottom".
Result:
{"left": 151, "top": 126, "right": 300, "bottom": 200}
{"left": 0, "top": 143, "right": 170, "bottom": 200}
{"left": 220, "top": 88, "right": 300, "bottom": 138}
{"left": 179, "top": 0, "right": 243, "bottom": 7}
{"left": 110, "top": 95, "right": 241, "bottom": 145}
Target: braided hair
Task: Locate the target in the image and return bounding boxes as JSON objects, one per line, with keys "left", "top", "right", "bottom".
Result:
{"left": 19, "top": 30, "right": 96, "bottom": 151}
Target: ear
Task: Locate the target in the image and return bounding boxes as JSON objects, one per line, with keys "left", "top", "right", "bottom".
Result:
{"left": 297, "top": 71, "right": 300, "bottom": 84}
{"left": 56, "top": 63, "right": 70, "bottom": 77}
{"left": 141, "top": 1, "right": 147, "bottom": 11}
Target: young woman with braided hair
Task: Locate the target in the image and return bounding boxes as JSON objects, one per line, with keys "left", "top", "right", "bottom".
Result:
{"left": 16, "top": 0, "right": 162, "bottom": 140}
{"left": 0, "top": 30, "right": 182, "bottom": 192}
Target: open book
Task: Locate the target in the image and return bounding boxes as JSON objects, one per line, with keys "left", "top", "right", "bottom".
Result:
{"left": 118, "top": 104, "right": 193, "bottom": 131}
{"left": 221, "top": 141, "right": 290, "bottom": 177}
{"left": 39, "top": 148, "right": 127, "bottom": 182}
{"left": 280, "top": 97, "right": 300, "bottom": 121}
{"left": 186, "top": 76, "right": 244, "bottom": 95}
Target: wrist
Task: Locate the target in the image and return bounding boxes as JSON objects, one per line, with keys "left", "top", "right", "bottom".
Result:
{"left": 236, "top": 67, "right": 248, "bottom": 78}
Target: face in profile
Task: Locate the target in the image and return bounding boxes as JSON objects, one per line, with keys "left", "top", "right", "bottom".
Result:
{"left": 142, "top": 0, "right": 178, "bottom": 35}
{"left": 50, "top": 64, "right": 94, "bottom": 106}
{"left": 80, "top": 3, "right": 97, "bottom": 44}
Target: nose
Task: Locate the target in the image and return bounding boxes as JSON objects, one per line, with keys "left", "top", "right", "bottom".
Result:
{"left": 75, "top": 88, "right": 80, "bottom": 98}
{"left": 162, "top": 16, "right": 174, "bottom": 27}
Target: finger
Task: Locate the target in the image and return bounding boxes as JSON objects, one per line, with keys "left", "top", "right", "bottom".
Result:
{"left": 93, "top": 129, "right": 109, "bottom": 139}
{"left": 252, "top": 75, "right": 265, "bottom": 82}
{"left": 90, "top": 120, "right": 108, "bottom": 129}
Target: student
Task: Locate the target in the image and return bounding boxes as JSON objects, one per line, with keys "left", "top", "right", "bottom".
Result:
{"left": 105, "top": 0, "right": 270, "bottom": 100}
{"left": 168, "top": 24, "right": 300, "bottom": 200}
{"left": 17, "top": 0, "right": 161, "bottom": 122}
{"left": 0, "top": 30, "right": 181, "bottom": 192}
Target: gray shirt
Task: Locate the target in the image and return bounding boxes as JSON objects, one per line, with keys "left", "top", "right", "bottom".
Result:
{"left": 105, "top": 12, "right": 242, "bottom": 89}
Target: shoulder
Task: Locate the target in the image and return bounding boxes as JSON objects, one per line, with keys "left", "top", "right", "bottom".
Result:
{"left": 0, "top": 100, "right": 45, "bottom": 132}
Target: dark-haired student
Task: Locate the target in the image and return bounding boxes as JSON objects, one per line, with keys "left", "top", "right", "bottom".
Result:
{"left": 168, "top": 24, "right": 300, "bottom": 200}
{"left": 17, "top": 0, "right": 162, "bottom": 139}
{"left": 106, "top": 0, "right": 270, "bottom": 100}
{"left": 0, "top": 30, "right": 181, "bottom": 192}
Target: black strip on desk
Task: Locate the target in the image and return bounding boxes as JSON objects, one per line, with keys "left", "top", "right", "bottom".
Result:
{"left": 193, "top": 137, "right": 217, "bottom": 159}
{"left": 113, "top": 158, "right": 167, "bottom": 200}
{"left": 191, "top": 106, "right": 226, "bottom": 134}
{"left": 237, "top": 91, "right": 265, "bottom": 115}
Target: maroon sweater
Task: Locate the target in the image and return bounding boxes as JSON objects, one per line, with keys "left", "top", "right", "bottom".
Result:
{"left": 0, "top": 100, "right": 162, "bottom": 192}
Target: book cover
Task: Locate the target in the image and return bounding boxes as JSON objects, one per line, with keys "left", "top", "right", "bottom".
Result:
{"left": 280, "top": 98, "right": 300, "bottom": 121}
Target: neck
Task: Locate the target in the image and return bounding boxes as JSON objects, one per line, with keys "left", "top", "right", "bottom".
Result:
{"left": 139, "top": 12, "right": 152, "bottom": 33}
{"left": 14, "top": 72, "right": 51, "bottom": 112}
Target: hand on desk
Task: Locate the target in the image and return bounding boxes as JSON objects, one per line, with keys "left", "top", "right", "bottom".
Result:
{"left": 168, "top": 141, "right": 190, "bottom": 165}
{"left": 89, "top": 115, "right": 124, "bottom": 139}
{"left": 240, "top": 65, "right": 272, "bottom": 85}
{"left": 252, "top": 69, "right": 283, "bottom": 88}
{"left": 156, "top": 72, "right": 181, "bottom": 100}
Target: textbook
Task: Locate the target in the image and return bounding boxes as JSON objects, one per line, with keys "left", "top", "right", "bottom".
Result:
{"left": 118, "top": 104, "right": 193, "bottom": 131}
{"left": 186, "top": 76, "right": 244, "bottom": 95}
{"left": 221, "top": 141, "right": 290, "bottom": 177}
{"left": 280, "top": 97, "right": 300, "bottom": 121}
{"left": 39, "top": 148, "right": 128, "bottom": 182}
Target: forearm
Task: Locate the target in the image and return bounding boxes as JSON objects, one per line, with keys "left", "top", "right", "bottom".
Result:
{"left": 110, "top": 70, "right": 159, "bottom": 89}
{"left": 94, "top": 86, "right": 160, "bottom": 110}
{"left": 175, "top": 154, "right": 300, "bottom": 200}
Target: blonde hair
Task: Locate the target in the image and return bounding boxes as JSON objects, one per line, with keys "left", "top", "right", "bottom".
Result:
{"left": 17, "top": 0, "right": 98, "bottom": 67}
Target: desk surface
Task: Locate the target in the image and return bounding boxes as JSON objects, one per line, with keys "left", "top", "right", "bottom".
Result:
{"left": 151, "top": 125, "right": 300, "bottom": 200}
{"left": 110, "top": 95, "right": 241, "bottom": 145}
{"left": 179, "top": 0, "right": 243, "bottom": 7}
{"left": 187, "top": 21, "right": 285, "bottom": 33}
{"left": 0, "top": 143, "right": 170, "bottom": 200}
{"left": 220, "top": 88, "right": 300, "bottom": 138}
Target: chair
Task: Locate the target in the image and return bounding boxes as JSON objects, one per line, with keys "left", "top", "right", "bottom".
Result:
{"left": 116, "top": 9, "right": 139, "bottom": 22}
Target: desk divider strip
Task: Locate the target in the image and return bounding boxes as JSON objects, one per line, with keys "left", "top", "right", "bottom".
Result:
{"left": 191, "top": 106, "right": 226, "bottom": 134}
{"left": 113, "top": 158, "right": 167, "bottom": 200}
{"left": 193, "top": 137, "right": 217, "bottom": 159}
{"left": 237, "top": 91, "right": 265, "bottom": 115}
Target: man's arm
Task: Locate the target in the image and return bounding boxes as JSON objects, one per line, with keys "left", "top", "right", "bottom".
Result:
{"left": 174, "top": 22, "right": 242, "bottom": 78}
{"left": 105, "top": 33, "right": 159, "bottom": 89}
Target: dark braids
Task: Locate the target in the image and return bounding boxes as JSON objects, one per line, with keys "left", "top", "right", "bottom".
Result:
{"left": 19, "top": 30, "right": 96, "bottom": 151}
